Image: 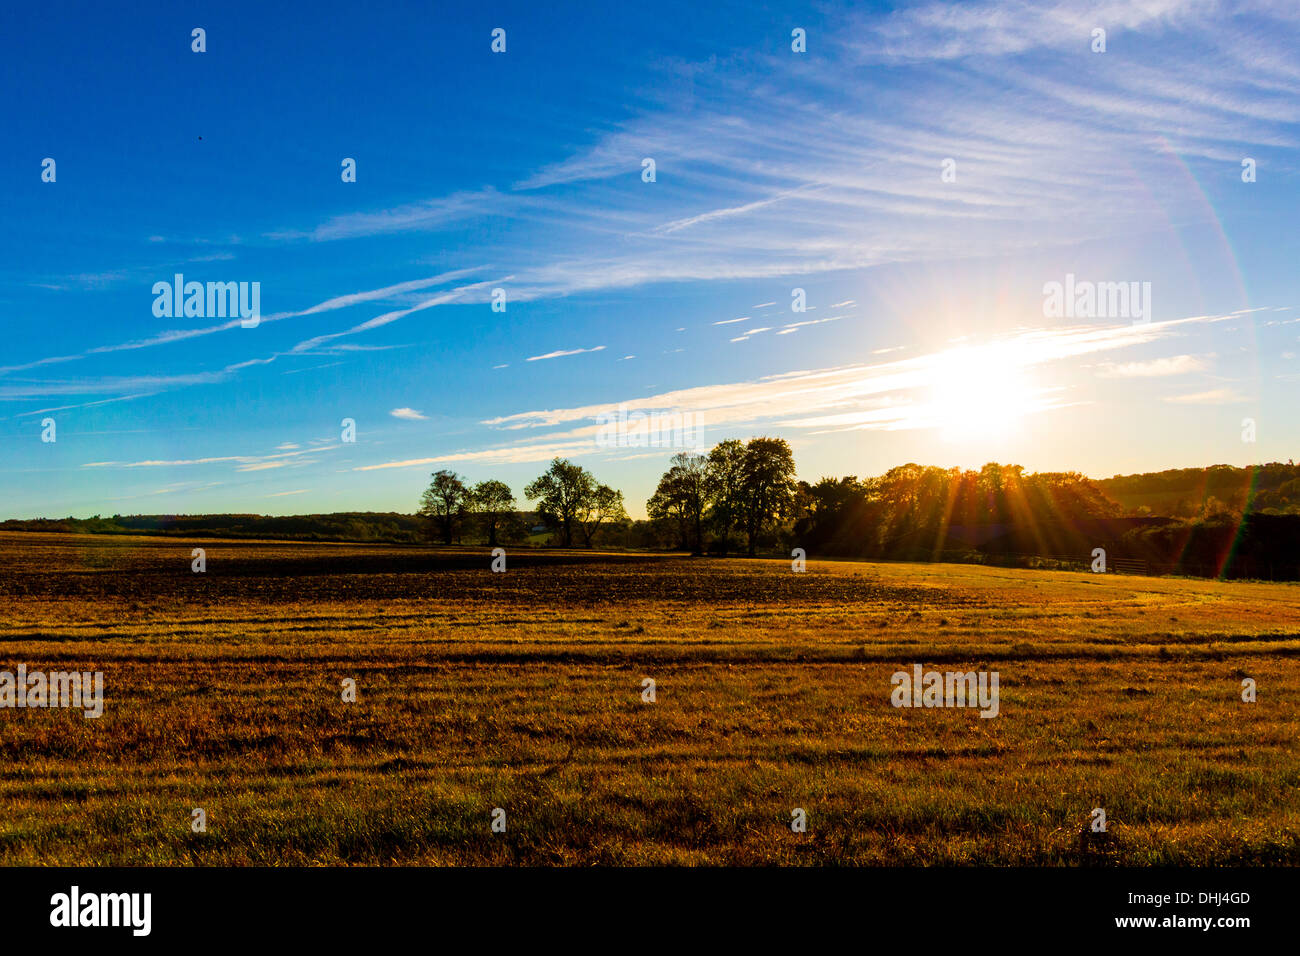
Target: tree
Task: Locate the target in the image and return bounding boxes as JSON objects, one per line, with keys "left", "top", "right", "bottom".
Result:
{"left": 738, "top": 437, "right": 797, "bottom": 556}
{"left": 465, "top": 479, "right": 516, "bottom": 547}
{"left": 577, "top": 484, "right": 629, "bottom": 548}
{"left": 705, "top": 439, "right": 746, "bottom": 556}
{"left": 525, "top": 458, "right": 594, "bottom": 548}
{"left": 418, "top": 469, "right": 468, "bottom": 544}
{"left": 648, "top": 479, "right": 691, "bottom": 550}
{"left": 794, "top": 476, "right": 869, "bottom": 549}
{"left": 524, "top": 459, "right": 628, "bottom": 548}
{"left": 648, "top": 452, "right": 709, "bottom": 553}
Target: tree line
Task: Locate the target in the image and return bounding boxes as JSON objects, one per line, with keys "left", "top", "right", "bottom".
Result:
{"left": 418, "top": 459, "right": 628, "bottom": 548}
{"left": 6, "top": 441, "right": 1294, "bottom": 579}
{"left": 417, "top": 437, "right": 800, "bottom": 555}
{"left": 419, "top": 441, "right": 1300, "bottom": 579}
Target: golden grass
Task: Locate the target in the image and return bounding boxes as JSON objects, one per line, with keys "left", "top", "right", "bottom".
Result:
{"left": 0, "top": 531, "right": 1296, "bottom": 865}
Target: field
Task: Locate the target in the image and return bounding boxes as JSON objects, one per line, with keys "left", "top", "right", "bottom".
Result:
{"left": 0, "top": 530, "right": 1297, "bottom": 866}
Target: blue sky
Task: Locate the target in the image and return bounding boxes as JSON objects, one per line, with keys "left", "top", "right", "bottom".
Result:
{"left": 2, "top": 0, "right": 1298, "bottom": 519}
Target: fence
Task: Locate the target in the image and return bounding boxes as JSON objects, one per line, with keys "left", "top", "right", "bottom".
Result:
{"left": 1110, "top": 558, "right": 1149, "bottom": 575}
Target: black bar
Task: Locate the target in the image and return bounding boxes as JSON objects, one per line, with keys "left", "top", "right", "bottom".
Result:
{"left": 6, "top": 866, "right": 1290, "bottom": 943}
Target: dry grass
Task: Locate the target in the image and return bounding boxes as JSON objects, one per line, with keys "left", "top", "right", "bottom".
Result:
{"left": 0, "top": 530, "right": 1296, "bottom": 865}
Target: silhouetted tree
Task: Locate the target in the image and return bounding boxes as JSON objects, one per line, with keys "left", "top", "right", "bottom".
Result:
{"left": 526, "top": 459, "right": 591, "bottom": 547}
{"left": 705, "top": 438, "right": 746, "bottom": 556}
{"left": 738, "top": 437, "right": 797, "bottom": 556}
{"left": 526, "top": 459, "right": 625, "bottom": 548}
{"left": 465, "top": 479, "right": 516, "bottom": 547}
{"left": 647, "top": 452, "right": 709, "bottom": 553}
{"left": 418, "top": 469, "right": 468, "bottom": 544}
{"left": 648, "top": 480, "right": 691, "bottom": 550}
{"left": 577, "top": 484, "right": 628, "bottom": 548}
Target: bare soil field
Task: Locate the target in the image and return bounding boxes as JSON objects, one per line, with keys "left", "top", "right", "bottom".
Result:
{"left": 0, "top": 530, "right": 1296, "bottom": 865}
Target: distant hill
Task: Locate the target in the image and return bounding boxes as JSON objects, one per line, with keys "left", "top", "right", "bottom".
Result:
{"left": 0, "top": 511, "right": 558, "bottom": 546}
{"left": 0, "top": 512, "right": 432, "bottom": 544}
{"left": 1097, "top": 462, "right": 1300, "bottom": 516}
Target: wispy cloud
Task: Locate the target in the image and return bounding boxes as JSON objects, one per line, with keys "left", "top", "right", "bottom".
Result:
{"left": 1, "top": 270, "right": 481, "bottom": 378}
{"left": 354, "top": 440, "right": 600, "bottom": 471}
{"left": 855, "top": 0, "right": 1231, "bottom": 62}
{"left": 476, "top": 319, "right": 1199, "bottom": 446}
{"left": 82, "top": 444, "right": 337, "bottom": 470}
{"left": 526, "top": 345, "right": 606, "bottom": 362}
{"left": 1163, "top": 387, "right": 1248, "bottom": 404}
{"left": 289, "top": 280, "right": 498, "bottom": 354}
{"left": 361, "top": 318, "right": 1165, "bottom": 471}
{"left": 780, "top": 315, "right": 846, "bottom": 332}
{"left": 1097, "top": 354, "right": 1209, "bottom": 377}
{"left": 390, "top": 407, "right": 428, "bottom": 421}
{"left": 0, "top": 372, "right": 228, "bottom": 399}
{"left": 265, "top": 189, "right": 506, "bottom": 242}
{"left": 652, "top": 184, "right": 825, "bottom": 234}
{"left": 13, "top": 393, "right": 156, "bottom": 417}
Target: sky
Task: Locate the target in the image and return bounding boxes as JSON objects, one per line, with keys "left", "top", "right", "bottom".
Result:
{"left": 2, "top": 0, "right": 1298, "bottom": 520}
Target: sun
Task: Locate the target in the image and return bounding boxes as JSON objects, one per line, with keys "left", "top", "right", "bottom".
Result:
{"left": 926, "top": 342, "right": 1036, "bottom": 441}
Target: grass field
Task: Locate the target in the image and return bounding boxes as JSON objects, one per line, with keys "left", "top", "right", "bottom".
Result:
{"left": 0, "top": 530, "right": 1297, "bottom": 866}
